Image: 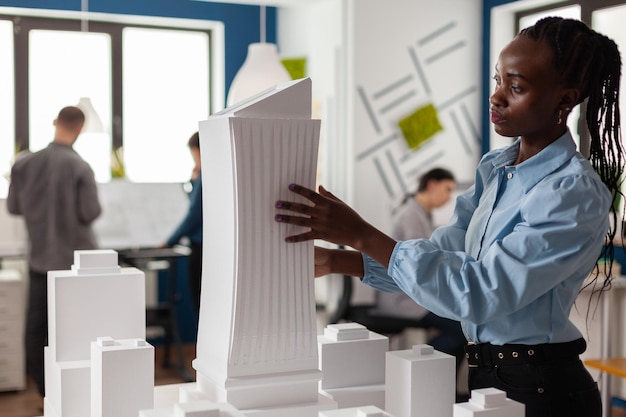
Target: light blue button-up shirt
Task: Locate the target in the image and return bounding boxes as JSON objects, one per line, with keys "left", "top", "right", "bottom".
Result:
{"left": 362, "top": 131, "right": 611, "bottom": 345}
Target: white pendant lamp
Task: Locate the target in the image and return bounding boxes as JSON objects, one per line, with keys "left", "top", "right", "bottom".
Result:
{"left": 76, "top": 0, "right": 104, "bottom": 134}
{"left": 226, "top": 5, "right": 292, "bottom": 107}
{"left": 76, "top": 97, "right": 105, "bottom": 133}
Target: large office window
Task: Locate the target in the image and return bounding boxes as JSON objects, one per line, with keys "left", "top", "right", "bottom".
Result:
{"left": 29, "top": 30, "right": 112, "bottom": 182}
{"left": 123, "top": 28, "right": 209, "bottom": 182}
{"left": 1, "top": 11, "right": 215, "bottom": 198}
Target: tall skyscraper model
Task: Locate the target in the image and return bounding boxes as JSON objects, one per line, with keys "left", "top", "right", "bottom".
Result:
{"left": 192, "top": 78, "right": 323, "bottom": 410}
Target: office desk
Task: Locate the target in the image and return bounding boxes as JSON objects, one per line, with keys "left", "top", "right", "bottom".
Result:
{"left": 118, "top": 246, "right": 193, "bottom": 382}
{"left": 585, "top": 358, "right": 626, "bottom": 379}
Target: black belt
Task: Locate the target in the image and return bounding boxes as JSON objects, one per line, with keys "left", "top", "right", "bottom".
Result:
{"left": 465, "top": 338, "right": 586, "bottom": 367}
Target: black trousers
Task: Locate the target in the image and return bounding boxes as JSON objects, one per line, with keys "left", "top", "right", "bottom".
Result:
{"left": 466, "top": 340, "right": 601, "bottom": 417}
{"left": 25, "top": 269, "right": 47, "bottom": 397}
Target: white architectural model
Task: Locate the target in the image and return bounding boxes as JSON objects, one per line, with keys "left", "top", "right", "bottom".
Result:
{"left": 44, "top": 250, "right": 147, "bottom": 417}
{"left": 39, "top": 78, "right": 519, "bottom": 417}
{"left": 319, "top": 405, "right": 396, "bottom": 417}
{"left": 192, "top": 78, "right": 334, "bottom": 415}
{"left": 385, "top": 344, "right": 455, "bottom": 417}
{"left": 91, "top": 337, "right": 154, "bottom": 417}
{"left": 318, "top": 323, "right": 387, "bottom": 408}
{"left": 453, "top": 388, "right": 524, "bottom": 417}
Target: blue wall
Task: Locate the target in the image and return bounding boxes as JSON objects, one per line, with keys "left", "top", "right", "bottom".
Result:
{"left": 0, "top": 0, "right": 276, "bottom": 108}
{"left": 481, "top": 0, "right": 518, "bottom": 155}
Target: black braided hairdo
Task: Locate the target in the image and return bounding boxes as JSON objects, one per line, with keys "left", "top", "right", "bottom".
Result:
{"left": 520, "top": 17, "right": 624, "bottom": 295}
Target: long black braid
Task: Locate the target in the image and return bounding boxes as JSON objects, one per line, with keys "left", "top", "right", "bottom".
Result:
{"left": 520, "top": 17, "right": 624, "bottom": 299}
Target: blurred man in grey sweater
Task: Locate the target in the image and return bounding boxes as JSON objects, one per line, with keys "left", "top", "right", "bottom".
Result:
{"left": 7, "top": 105, "right": 101, "bottom": 398}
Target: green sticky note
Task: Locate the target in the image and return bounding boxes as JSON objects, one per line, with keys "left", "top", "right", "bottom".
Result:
{"left": 398, "top": 103, "right": 443, "bottom": 150}
{"left": 281, "top": 57, "right": 307, "bottom": 80}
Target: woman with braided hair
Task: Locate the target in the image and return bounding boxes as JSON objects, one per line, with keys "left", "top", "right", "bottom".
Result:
{"left": 274, "top": 17, "right": 623, "bottom": 416}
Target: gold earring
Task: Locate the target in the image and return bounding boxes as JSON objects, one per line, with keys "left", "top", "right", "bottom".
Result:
{"left": 557, "top": 109, "right": 563, "bottom": 125}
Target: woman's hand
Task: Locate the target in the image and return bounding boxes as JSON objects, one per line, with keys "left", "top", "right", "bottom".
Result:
{"left": 274, "top": 184, "right": 370, "bottom": 249}
{"left": 275, "top": 184, "right": 397, "bottom": 268}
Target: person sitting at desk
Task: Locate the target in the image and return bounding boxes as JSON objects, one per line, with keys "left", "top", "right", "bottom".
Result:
{"left": 377, "top": 167, "right": 467, "bottom": 398}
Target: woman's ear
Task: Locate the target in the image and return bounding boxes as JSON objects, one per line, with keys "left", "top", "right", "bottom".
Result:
{"left": 560, "top": 87, "right": 581, "bottom": 108}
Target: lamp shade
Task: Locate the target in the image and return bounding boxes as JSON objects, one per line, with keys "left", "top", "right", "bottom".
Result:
{"left": 76, "top": 97, "right": 105, "bottom": 133}
{"left": 226, "top": 43, "right": 292, "bottom": 107}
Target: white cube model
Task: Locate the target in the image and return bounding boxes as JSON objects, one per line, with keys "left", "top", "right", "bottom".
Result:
{"left": 174, "top": 400, "right": 246, "bottom": 417}
{"left": 318, "top": 323, "right": 387, "bottom": 408}
{"left": 91, "top": 337, "right": 154, "bottom": 417}
{"left": 44, "top": 250, "right": 147, "bottom": 417}
{"left": 47, "top": 250, "right": 146, "bottom": 362}
{"left": 193, "top": 77, "right": 333, "bottom": 417}
{"left": 319, "top": 405, "right": 396, "bottom": 417}
{"left": 453, "top": 388, "right": 524, "bottom": 417}
{"left": 385, "top": 344, "right": 455, "bottom": 417}
{"left": 43, "top": 346, "right": 91, "bottom": 417}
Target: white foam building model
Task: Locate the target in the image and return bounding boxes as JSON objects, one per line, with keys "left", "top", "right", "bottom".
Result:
{"left": 91, "top": 336, "right": 154, "bottom": 417}
{"left": 385, "top": 344, "right": 455, "bottom": 417}
{"left": 190, "top": 77, "right": 335, "bottom": 416}
{"left": 318, "top": 323, "right": 388, "bottom": 409}
{"left": 453, "top": 388, "right": 524, "bottom": 417}
{"left": 139, "top": 399, "right": 247, "bottom": 417}
{"left": 319, "top": 405, "right": 397, "bottom": 417}
{"left": 44, "top": 249, "right": 148, "bottom": 417}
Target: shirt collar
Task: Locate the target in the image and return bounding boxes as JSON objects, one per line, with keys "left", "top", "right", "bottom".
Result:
{"left": 491, "top": 131, "right": 578, "bottom": 192}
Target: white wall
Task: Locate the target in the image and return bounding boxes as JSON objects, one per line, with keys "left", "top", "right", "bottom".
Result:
{"left": 280, "top": 0, "right": 482, "bottom": 236}
{"left": 278, "top": 0, "right": 482, "bottom": 307}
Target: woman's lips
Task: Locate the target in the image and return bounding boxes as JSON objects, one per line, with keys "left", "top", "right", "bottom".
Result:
{"left": 490, "top": 111, "right": 505, "bottom": 124}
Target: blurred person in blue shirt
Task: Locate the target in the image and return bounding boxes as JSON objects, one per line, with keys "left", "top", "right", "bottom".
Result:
{"left": 163, "top": 132, "right": 203, "bottom": 316}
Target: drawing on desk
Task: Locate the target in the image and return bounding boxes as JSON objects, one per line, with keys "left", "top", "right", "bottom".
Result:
{"left": 93, "top": 181, "right": 189, "bottom": 249}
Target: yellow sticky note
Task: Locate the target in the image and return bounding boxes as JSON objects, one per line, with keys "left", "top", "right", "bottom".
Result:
{"left": 398, "top": 103, "right": 443, "bottom": 150}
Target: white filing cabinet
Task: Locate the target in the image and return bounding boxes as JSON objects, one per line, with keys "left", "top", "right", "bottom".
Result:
{"left": 0, "top": 269, "right": 25, "bottom": 391}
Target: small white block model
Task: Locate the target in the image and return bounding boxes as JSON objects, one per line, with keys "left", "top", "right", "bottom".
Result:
{"left": 71, "top": 249, "right": 121, "bottom": 272}
{"left": 318, "top": 323, "right": 387, "bottom": 408}
{"left": 173, "top": 400, "right": 247, "bottom": 417}
{"left": 385, "top": 344, "right": 455, "bottom": 417}
{"left": 43, "top": 346, "right": 91, "bottom": 417}
{"left": 48, "top": 249, "right": 145, "bottom": 362}
{"left": 44, "top": 250, "right": 146, "bottom": 417}
{"left": 453, "top": 388, "right": 524, "bottom": 417}
{"left": 91, "top": 337, "right": 154, "bottom": 417}
{"left": 319, "top": 405, "right": 396, "bottom": 417}
{"left": 174, "top": 401, "right": 221, "bottom": 417}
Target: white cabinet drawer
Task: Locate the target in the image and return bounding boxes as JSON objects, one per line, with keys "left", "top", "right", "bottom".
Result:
{"left": 0, "top": 320, "right": 22, "bottom": 353}
{"left": 0, "top": 285, "right": 22, "bottom": 318}
{"left": 0, "top": 352, "right": 24, "bottom": 391}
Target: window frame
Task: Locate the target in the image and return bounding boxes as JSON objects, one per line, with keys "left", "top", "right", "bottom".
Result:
{"left": 1, "top": 9, "right": 224, "bottom": 153}
{"left": 513, "top": 0, "right": 626, "bottom": 158}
